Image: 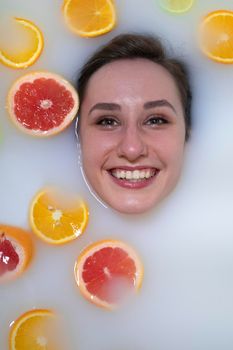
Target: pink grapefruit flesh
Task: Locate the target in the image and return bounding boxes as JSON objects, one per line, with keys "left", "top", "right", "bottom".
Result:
{"left": 7, "top": 72, "right": 79, "bottom": 136}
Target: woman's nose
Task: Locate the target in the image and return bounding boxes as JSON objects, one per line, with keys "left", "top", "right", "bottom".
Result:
{"left": 117, "top": 125, "right": 148, "bottom": 161}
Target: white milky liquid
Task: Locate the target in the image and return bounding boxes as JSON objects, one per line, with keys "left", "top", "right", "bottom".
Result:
{"left": 1, "top": 0, "right": 233, "bottom": 349}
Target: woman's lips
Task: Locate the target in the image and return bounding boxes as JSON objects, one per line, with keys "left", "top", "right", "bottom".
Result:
{"left": 108, "top": 168, "right": 159, "bottom": 189}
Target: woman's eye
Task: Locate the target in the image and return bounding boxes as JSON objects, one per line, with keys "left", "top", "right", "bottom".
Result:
{"left": 146, "top": 116, "right": 168, "bottom": 126}
{"left": 97, "top": 117, "right": 119, "bottom": 127}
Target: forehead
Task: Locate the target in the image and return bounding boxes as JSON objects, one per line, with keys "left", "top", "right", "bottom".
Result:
{"left": 83, "top": 58, "right": 182, "bottom": 106}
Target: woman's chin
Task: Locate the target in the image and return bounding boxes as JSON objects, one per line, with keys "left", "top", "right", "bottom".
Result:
{"left": 100, "top": 192, "right": 161, "bottom": 215}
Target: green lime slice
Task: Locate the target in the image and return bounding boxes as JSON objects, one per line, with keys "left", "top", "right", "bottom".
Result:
{"left": 159, "top": 0, "right": 194, "bottom": 13}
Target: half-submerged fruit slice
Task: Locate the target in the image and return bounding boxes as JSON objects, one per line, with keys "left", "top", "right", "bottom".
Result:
{"left": 30, "top": 188, "right": 89, "bottom": 245}
{"left": 9, "top": 309, "right": 61, "bottom": 350}
{"left": 199, "top": 10, "right": 233, "bottom": 64}
{"left": 0, "top": 224, "right": 33, "bottom": 283}
{"left": 74, "top": 239, "right": 143, "bottom": 310}
{"left": 159, "top": 0, "right": 194, "bottom": 13}
{"left": 62, "top": 0, "right": 116, "bottom": 37}
{"left": 7, "top": 71, "right": 79, "bottom": 136}
{"left": 0, "top": 17, "right": 44, "bottom": 69}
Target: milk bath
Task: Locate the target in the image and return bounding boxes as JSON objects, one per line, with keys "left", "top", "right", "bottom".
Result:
{"left": 1, "top": 0, "right": 233, "bottom": 349}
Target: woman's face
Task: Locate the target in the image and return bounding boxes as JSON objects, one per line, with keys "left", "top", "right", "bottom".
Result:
{"left": 79, "top": 58, "right": 186, "bottom": 214}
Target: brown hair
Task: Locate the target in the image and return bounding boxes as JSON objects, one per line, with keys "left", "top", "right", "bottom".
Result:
{"left": 77, "top": 33, "right": 192, "bottom": 140}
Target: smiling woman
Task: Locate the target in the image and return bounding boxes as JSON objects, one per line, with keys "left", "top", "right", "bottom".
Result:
{"left": 76, "top": 33, "right": 192, "bottom": 214}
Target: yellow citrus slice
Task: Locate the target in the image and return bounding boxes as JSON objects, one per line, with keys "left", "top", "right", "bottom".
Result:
{"left": 0, "top": 17, "right": 44, "bottom": 69}
{"left": 9, "top": 309, "right": 61, "bottom": 350}
{"left": 30, "top": 188, "right": 89, "bottom": 245}
{"left": 159, "top": 0, "right": 194, "bottom": 13}
{"left": 62, "top": 0, "right": 116, "bottom": 37}
{"left": 199, "top": 10, "right": 233, "bottom": 64}
{"left": 7, "top": 71, "right": 79, "bottom": 137}
{"left": 0, "top": 224, "right": 34, "bottom": 283}
{"left": 74, "top": 239, "right": 143, "bottom": 310}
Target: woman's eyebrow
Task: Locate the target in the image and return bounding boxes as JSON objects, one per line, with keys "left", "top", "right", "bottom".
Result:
{"left": 89, "top": 102, "right": 121, "bottom": 114}
{"left": 144, "top": 99, "right": 177, "bottom": 114}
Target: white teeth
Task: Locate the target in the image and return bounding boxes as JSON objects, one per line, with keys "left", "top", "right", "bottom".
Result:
{"left": 140, "top": 171, "right": 145, "bottom": 179}
{"left": 133, "top": 170, "right": 140, "bottom": 179}
{"left": 126, "top": 171, "right": 131, "bottom": 179}
{"left": 112, "top": 169, "right": 156, "bottom": 180}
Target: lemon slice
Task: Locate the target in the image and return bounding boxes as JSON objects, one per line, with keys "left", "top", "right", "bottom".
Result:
{"left": 159, "top": 0, "right": 194, "bottom": 13}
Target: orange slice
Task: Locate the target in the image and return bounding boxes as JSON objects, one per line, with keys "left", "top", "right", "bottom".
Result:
{"left": 0, "top": 224, "right": 33, "bottom": 283}
{"left": 74, "top": 239, "right": 143, "bottom": 310}
{"left": 9, "top": 309, "right": 61, "bottom": 350}
{"left": 199, "top": 10, "right": 233, "bottom": 63}
{"left": 7, "top": 71, "right": 79, "bottom": 137}
{"left": 30, "top": 188, "right": 89, "bottom": 245}
{"left": 62, "top": 0, "right": 116, "bottom": 37}
{"left": 0, "top": 17, "right": 44, "bottom": 69}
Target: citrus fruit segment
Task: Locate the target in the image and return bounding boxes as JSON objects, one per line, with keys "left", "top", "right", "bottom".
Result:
{"left": 199, "top": 10, "right": 233, "bottom": 64}
{"left": 0, "top": 17, "right": 44, "bottom": 69}
{"left": 9, "top": 309, "right": 61, "bottom": 350}
{"left": 62, "top": 0, "right": 116, "bottom": 37}
{"left": 30, "top": 188, "right": 89, "bottom": 245}
{"left": 0, "top": 224, "right": 33, "bottom": 283}
{"left": 7, "top": 71, "right": 79, "bottom": 137}
{"left": 159, "top": 0, "right": 194, "bottom": 13}
{"left": 74, "top": 239, "right": 143, "bottom": 310}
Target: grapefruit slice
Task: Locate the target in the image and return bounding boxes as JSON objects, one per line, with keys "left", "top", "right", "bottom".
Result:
{"left": 0, "top": 224, "right": 33, "bottom": 283}
{"left": 7, "top": 71, "right": 79, "bottom": 137}
{"left": 74, "top": 239, "right": 143, "bottom": 310}
{"left": 9, "top": 309, "right": 62, "bottom": 350}
{"left": 30, "top": 188, "right": 89, "bottom": 245}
